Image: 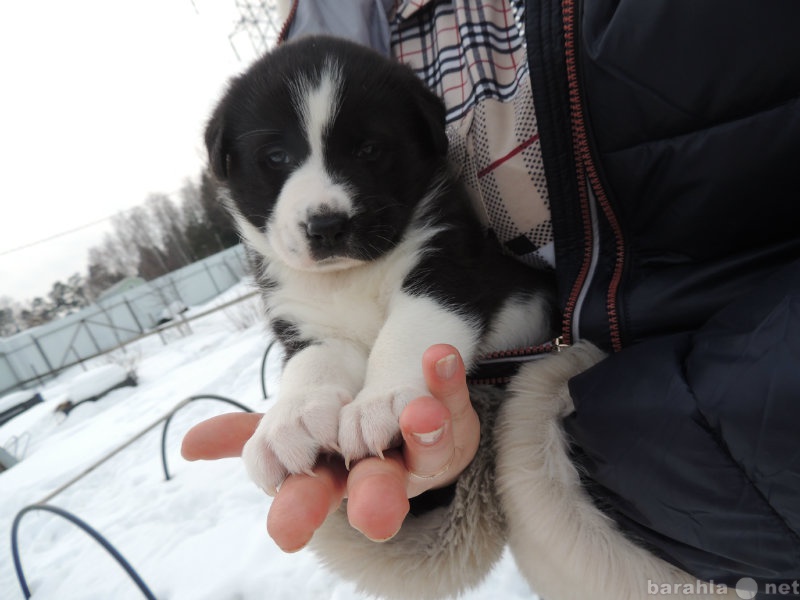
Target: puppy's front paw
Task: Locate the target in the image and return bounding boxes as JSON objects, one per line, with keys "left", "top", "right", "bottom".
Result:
{"left": 338, "top": 384, "right": 428, "bottom": 465}
{"left": 242, "top": 385, "right": 351, "bottom": 494}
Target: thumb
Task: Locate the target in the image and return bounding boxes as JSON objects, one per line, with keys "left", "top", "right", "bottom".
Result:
{"left": 400, "top": 345, "right": 480, "bottom": 495}
{"left": 421, "top": 344, "right": 472, "bottom": 419}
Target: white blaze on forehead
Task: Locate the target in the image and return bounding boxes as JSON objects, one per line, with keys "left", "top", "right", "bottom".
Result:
{"left": 291, "top": 59, "right": 343, "bottom": 164}
{"left": 256, "top": 59, "right": 355, "bottom": 272}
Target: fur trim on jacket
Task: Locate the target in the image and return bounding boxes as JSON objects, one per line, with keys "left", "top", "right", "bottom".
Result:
{"left": 310, "top": 383, "right": 507, "bottom": 600}
{"left": 311, "top": 343, "right": 739, "bottom": 599}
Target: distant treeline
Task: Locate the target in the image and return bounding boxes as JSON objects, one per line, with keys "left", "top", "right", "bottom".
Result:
{"left": 0, "top": 170, "right": 238, "bottom": 335}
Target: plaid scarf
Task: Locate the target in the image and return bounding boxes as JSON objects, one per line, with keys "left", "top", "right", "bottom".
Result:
{"left": 390, "top": 0, "right": 554, "bottom": 268}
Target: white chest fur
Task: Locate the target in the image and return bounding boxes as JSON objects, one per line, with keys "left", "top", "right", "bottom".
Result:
{"left": 265, "top": 258, "right": 398, "bottom": 348}
{"left": 259, "top": 221, "right": 439, "bottom": 350}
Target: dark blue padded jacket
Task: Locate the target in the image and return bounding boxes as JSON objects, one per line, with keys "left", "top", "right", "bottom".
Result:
{"left": 527, "top": 0, "right": 800, "bottom": 591}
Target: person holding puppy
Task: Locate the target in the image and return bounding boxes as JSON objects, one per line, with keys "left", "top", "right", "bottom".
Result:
{"left": 183, "top": 1, "right": 800, "bottom": 598}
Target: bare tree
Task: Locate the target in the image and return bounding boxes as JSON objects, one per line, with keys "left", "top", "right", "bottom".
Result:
{"left": 83, "top": 170, "right": 241, "bottom": 291}
{"left": 0, "top": 296, "right": 22, "bottom": 336}
{"left": 20, "top": 296, "right": 53, "bottom": 328}
{"left": 89, "top": 234, "right": 138, "bottom": 281}
{"left": 47, "top": 274, "right": 91, "bottom": 319}
{"left": 85, "top": 249, "right": 127, "bottom": 300}
{"left": 180, "top": 178, "right": 206, "bottom": 224}
{"left": 146, "top": 193, "right": 193, "bottom": 267}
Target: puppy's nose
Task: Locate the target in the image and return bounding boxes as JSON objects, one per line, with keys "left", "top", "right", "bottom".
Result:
{"left": 305, "top": 212, "right": 349, "bottom": 246}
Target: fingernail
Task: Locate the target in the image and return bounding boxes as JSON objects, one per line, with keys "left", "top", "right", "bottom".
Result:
{"left": 435, "top": 353, "right": 457, "bottom": 380}
{"left": 412, "top": 424, "right": 445, "bottom": 446}
{"left": 358, "top": 529, "right": 399, "bottom": 543}
{"left": 282, "top": 538, "right": 311, "bottom": 553}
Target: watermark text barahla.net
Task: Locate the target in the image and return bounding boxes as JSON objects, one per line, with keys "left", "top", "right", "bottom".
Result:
{"left": 648, "top": 580, "right": 729, "bottom": 596}
{"left": 648, "top": 577, "right": 800, "bottom": 598}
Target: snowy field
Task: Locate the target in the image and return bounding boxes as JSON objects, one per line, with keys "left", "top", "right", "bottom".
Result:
{"left": 0, "top": 280, "right": 537, "bottom": 600}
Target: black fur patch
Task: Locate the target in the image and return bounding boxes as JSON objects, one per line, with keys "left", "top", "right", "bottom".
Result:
{"left": 270, "top": 319, "right": 314, "bottom": 360}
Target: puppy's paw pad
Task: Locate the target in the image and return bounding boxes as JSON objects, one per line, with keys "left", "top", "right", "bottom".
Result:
{"left": 242, "top": 430, "right": 294, "bottom": 496}
{"left": 338, "top": 385, "right": 426, "bottom": 464}
{"left": 299, "top": 386, "right": 352, "bottom": 451}
{"left": 243, "top": 386, "right": 352, "bottom": 493}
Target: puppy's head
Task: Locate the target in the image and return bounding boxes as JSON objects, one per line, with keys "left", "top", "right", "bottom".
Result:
{"left": 205, "top": 35, "right": 448, "bottom": 272}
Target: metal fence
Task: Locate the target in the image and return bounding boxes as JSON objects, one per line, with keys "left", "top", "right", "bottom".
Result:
{"left": 0, "top": 245, "right": 250, "bottom": 396}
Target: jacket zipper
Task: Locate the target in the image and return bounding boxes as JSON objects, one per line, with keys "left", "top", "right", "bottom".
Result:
{"left": 277, "top": 0, "right": 298, "bottom": 44}
{"left": 468, "top": 336, "right": 568, "bottom": 386}
{"left": 560, "top": 0, "right": 626, "bottom": 352}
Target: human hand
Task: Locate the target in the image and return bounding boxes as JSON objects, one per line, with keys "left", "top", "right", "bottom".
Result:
{"left": 181, "top": 344, "right": 480, "bottom": 551}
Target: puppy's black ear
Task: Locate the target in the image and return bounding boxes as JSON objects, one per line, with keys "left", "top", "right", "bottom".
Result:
{"left": 413, "top": 84, "right": 449, "bottom": 159}
{"left": 204, "top": 107, "right": 229, "bottom": 181}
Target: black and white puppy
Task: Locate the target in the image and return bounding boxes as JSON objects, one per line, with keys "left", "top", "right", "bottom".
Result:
{"left": 205, "top": 35, "right": 556, "bottom": 495}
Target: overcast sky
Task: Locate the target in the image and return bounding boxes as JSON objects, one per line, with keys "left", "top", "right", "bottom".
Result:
{"left": 0, "top": 0, "right": 268, "bottom": 302}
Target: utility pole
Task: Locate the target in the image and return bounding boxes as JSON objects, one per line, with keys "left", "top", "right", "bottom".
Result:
{"left": 228, "top": 0, "right": 282, "bottom": 60}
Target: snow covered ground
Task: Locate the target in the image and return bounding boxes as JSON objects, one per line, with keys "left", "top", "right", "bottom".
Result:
{"left": 0, "top": 280, "right": 537, "bottom": 600}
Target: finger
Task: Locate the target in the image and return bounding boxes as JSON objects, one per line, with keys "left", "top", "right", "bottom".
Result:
{"left": 401, "top": 345, "right": 480, "bottom": 496}
{"left": 346, "top": 451, "right": 409, "bottom": 542}
{"left": 399, "top": 395, "right": 454, "bottom": 487}
{"left": 267, "top": 457, "right": 348, "bottom": 552}
{"left": 421, "top": 344, "right": 472, "bottom": 419}
{"left": 181, "top": 412, "right": 262, "bottom": 461}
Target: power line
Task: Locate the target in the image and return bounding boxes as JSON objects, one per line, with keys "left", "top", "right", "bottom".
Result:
{"left": 0, "top": 185, "right": 193, "bottom": 258}
{"left": 0, "top": 214, "right": 117, "bottom": 258}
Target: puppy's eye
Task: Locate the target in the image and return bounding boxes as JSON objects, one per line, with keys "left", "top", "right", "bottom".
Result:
{"left": 355, "top": 142, "right": 382, "bottom": 161}
{"left": 265, "top": 148, "right": 292, "bottom": 168}
{"left": 257, "top": 146, "right": 294, "bottom": 169}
